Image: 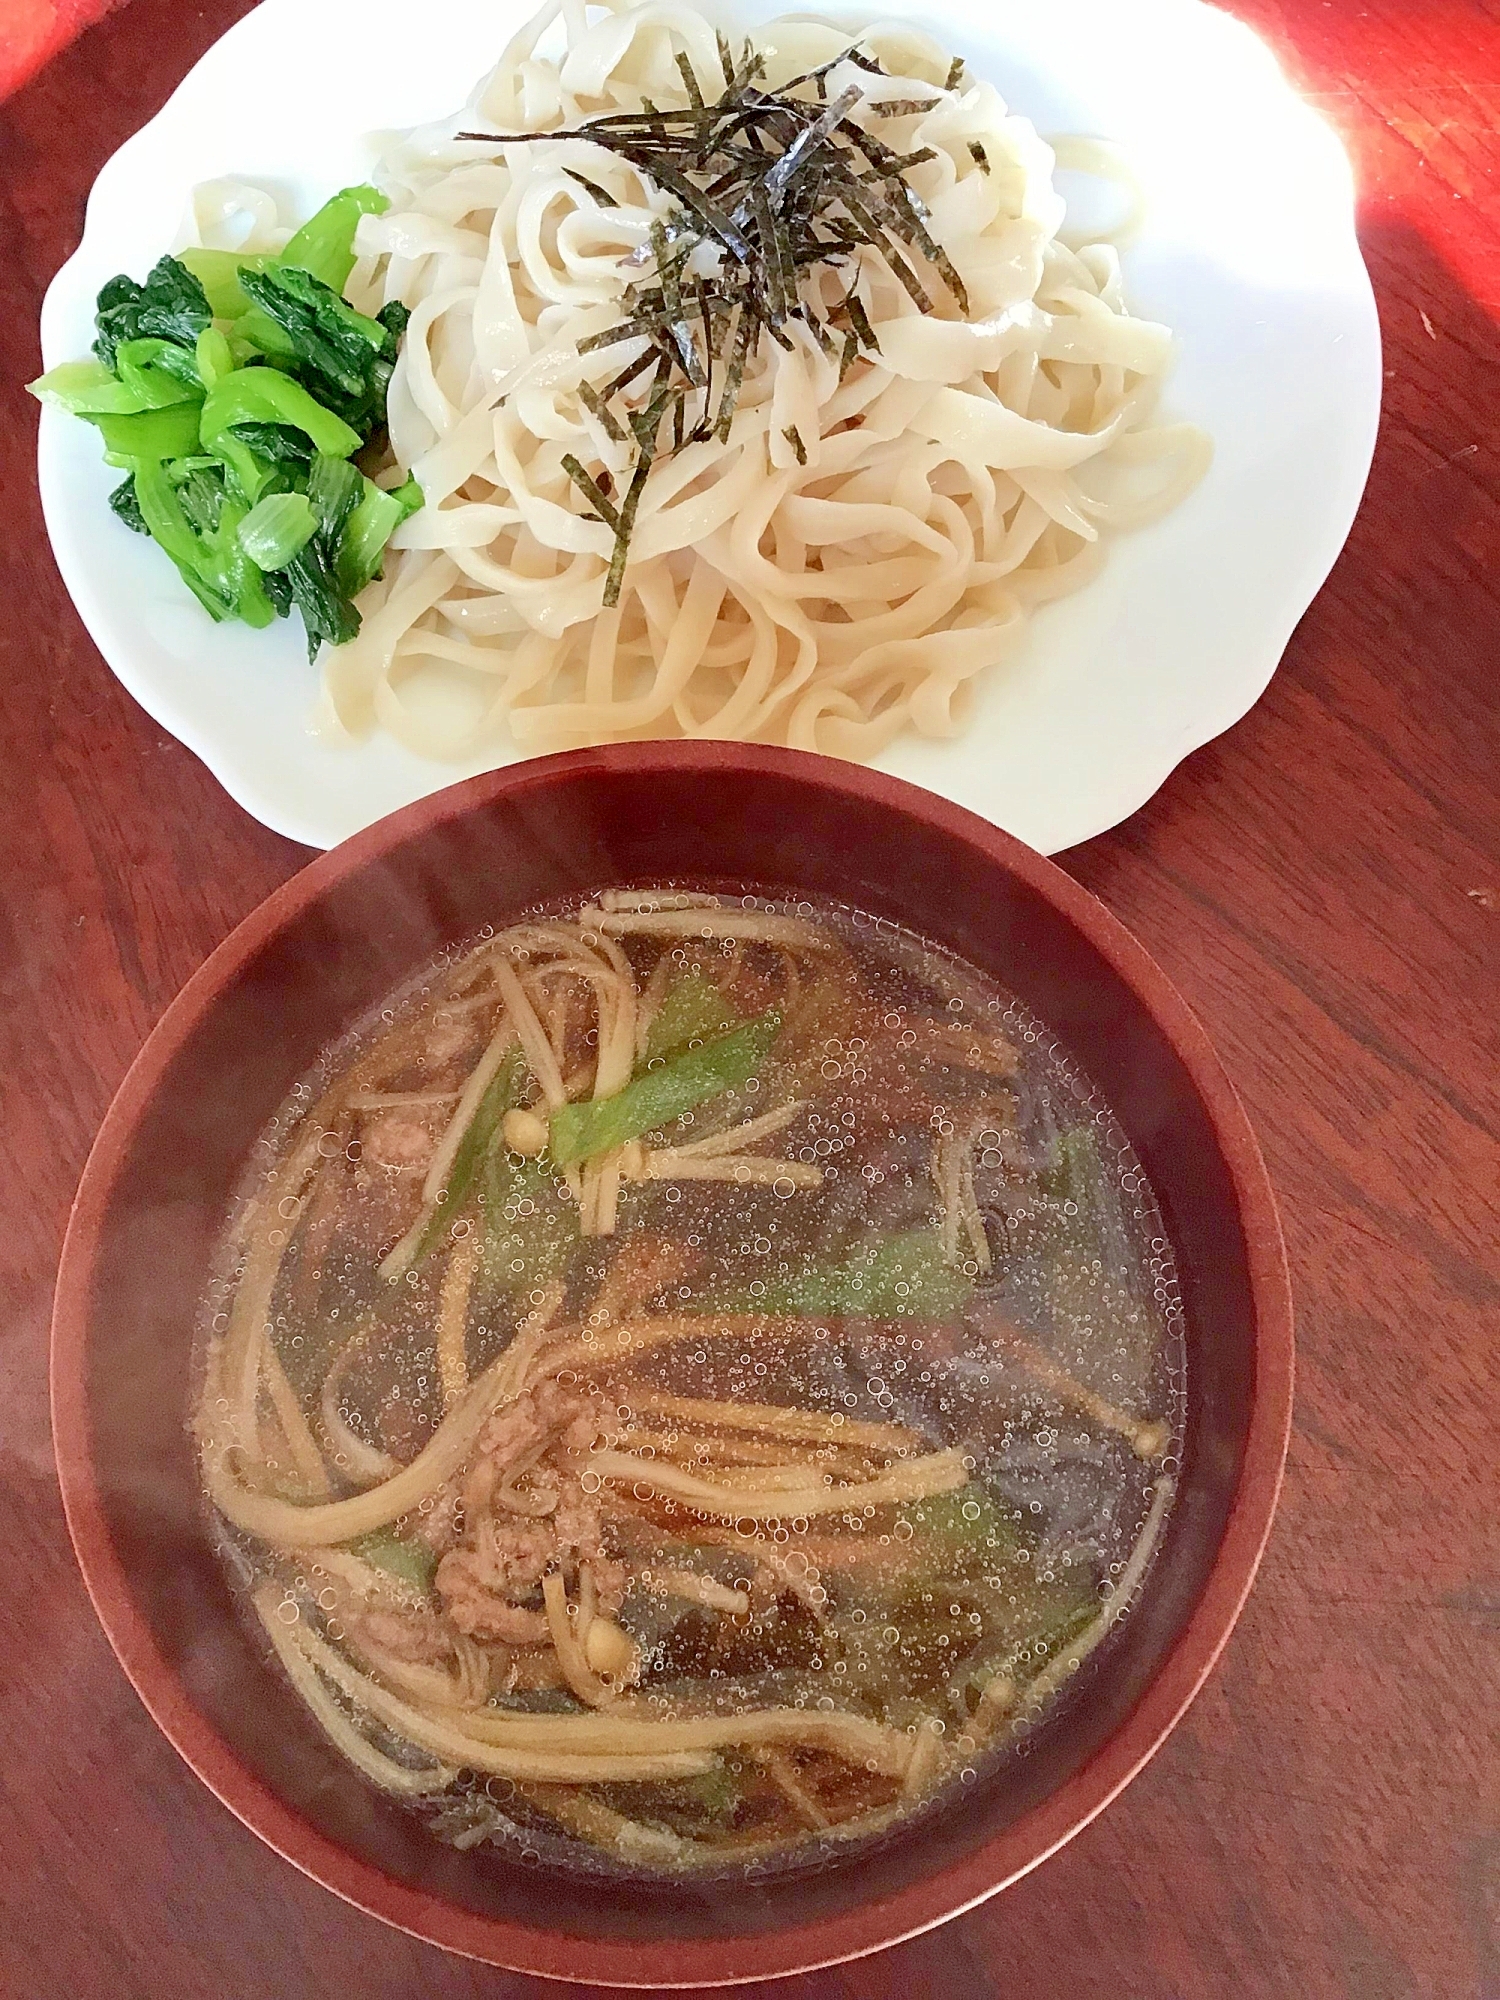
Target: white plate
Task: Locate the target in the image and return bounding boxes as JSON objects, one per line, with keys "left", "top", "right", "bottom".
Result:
{"left": 36, "top": 0, "right": 1379, "bottom": 853}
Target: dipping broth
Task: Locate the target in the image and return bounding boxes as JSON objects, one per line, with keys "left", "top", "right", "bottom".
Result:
{"left": 196, "top": 889, "right": 1183, "bottom": 1875}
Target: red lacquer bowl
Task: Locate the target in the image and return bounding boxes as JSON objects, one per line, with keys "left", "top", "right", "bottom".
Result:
{"left": 51, "top": 744, "right": 1293, "bottom": 1987}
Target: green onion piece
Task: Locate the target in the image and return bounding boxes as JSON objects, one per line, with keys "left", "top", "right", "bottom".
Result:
{"left": 412, "top": 1050, "right": 526, "bottom": 1266}
{"left": 177, "top": 247, "right": 272, "bottom": 318}
{"left": 714, "top": 1227, "right": 974, "bottom": 1319}
{"left": 278, "top": 183, "right": 391, "bottom": 291}
{"left": 643, "top": 969, "right": 736, "bottom": 1064}
{"left": 1039, "top": 1126, "right": 1101, "bottom": 1207}
{"left": 899, "top": 1484, "right": 1019, "bottom": 1555}
{"left": 334, "top": 474, "right": 424, "bottom": 597}
{"left": 86, "top": 402, "right": 205, "bottom": 460}
{"left": 550, "top": 1008, "right": 782, "bottom": 1166}
{"left": 237, "top": 491, "right": 317, "bottom": 570}
{"left": 1005, "top": 1595, "right": 1102, "bottom": 1688}
{"left": 199, "top": 370, "right": 361, "bottom": 461}
{"left": 348, "top": 1528, "right": 437, "bottom": 1595}
{"left": 480, "top": 1152, "right": 577, "bottom": 1295}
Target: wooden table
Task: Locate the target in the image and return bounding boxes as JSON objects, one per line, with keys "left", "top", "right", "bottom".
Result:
{"left": 2, "top": 2, "right": 1495, "bottom": 1994}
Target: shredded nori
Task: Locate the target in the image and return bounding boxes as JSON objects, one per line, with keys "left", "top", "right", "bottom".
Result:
{"left": 459, "top": 37, "right": 971, "bottom": 598}
{"left": 562, "top": 452, "right": 622, "bottom": 529}
{"left": 564, "top": 166, "right": 620, "bottom": 206}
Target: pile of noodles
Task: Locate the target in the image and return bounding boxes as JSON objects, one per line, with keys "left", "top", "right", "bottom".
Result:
{"left": 207, "top": 0, "right": 1207, "bottom": 761}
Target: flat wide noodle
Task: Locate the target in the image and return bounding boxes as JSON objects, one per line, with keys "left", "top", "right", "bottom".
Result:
{"left": 308, "top": 0, "right": 1208, "bottom": 761}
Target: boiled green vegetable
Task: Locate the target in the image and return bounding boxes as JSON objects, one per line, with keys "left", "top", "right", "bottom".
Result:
{"left": 237, "top": 262, "right": 405, "bottom": 433}
{"left": 130, "top": 458, "right": 274, "bottom": 625}
{"left": 92, "top": 402, "right": 205, "bottom": 462}
{"left": 238, "top": 491, "right": 318, "bottom": 570}
{"left": 279, "top": 183, "right": 390, "bottom": 290}
{"left": 27, "top": 183, "right": 420, "bottom": 660}
{"left": 177, "top": 247, "right": 271, "bottom": 319}
{"left": 92, "top": 256, "right": 211, "bottom": 369}
{"left": 336, "top": 474, "right": 424, "bottom": 597}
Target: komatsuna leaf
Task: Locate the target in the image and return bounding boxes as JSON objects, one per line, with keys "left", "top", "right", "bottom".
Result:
{"left": 279, "top": 184, "right": 391, "bottom": 292}
{"left": 237, "top": 263, "right": 398, "bottom": 434}
{"left": 334, "top": 474, "right": 424, "bottom": 597}
{"left": 93, "top": 256, "right": 212, "bottom": 371}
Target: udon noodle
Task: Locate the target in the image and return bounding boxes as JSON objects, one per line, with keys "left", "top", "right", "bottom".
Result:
{"left": 196, "top": 889, "right": 1183, "bottom": 1874}
{"left": 184, "top": 0, "right": 1209, "bottom": 759}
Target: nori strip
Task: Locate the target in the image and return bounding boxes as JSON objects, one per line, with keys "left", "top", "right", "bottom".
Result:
{"left": 603, "top": 459, "right": 649, "bottom": 607}
{"left": 562, "top": 452, "right": 622, "bottom": 529}
{"left": 713, "top": 308, "right": 753, "bottom": 440}
{"left": 579, "top": 380, "right": 628, "bottom": 442}
{"left": 675, "top": 50, "right": 705, "bottom": 112}
{"left": 564, "top": 167, "right": 619, "bottom": 205}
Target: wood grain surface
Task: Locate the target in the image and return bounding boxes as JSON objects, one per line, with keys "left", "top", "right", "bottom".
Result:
{"left": 1, "top": 1, "right": 1496, "bottom": 1995}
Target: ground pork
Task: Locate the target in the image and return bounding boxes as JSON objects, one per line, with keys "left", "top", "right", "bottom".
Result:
{"left": 434, "top": 1382, "right": 624, "bottom": 1637}
{"left": 362, "top": 1111, "right": 440, "bottom": 1172}
{"left": 354, "top": 1606, "right": 457, "bottom": 1665}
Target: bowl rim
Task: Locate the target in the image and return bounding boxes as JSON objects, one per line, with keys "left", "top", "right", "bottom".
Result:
{"left": 50, "top": 742, "right": 1293, "bottom": 1987}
